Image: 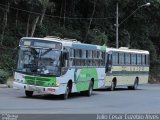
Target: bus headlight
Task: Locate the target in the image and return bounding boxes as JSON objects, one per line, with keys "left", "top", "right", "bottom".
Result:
{"left": 16, "top": 79, "right": 24, "bottom": 83}
{"left": 55, "top": 83, "right": 60, "bottom": 87}
{"left": 16, "top": 79, "right": 19, "bottom": 82}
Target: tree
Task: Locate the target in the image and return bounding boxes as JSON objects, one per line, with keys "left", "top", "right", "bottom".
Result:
{"left": 0, "top": 1, "right": 10, "bottom": 46}
{"left": 24, "top": 0, "right": 41, "bottom": 37}
{"left": 84, "top": 0, "right": 97, "bottom": 42}
{"left": 31, "top": 16, "right": 39, "bottom": 37}
{"left": 38, "top": 0, "right": 55, "bottom": 26}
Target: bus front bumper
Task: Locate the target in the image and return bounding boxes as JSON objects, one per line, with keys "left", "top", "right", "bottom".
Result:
{"left": 13, "top": 82, "right": 66, "bottom": 95}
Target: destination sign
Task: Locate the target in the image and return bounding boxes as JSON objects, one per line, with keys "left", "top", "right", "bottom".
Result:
{"left": 20, "top": 39, "right": 62, "bottom": 50}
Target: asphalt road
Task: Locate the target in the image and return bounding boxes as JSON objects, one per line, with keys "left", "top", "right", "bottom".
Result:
{"left": 0, "top": 84, "right": 160, "bottom": 114}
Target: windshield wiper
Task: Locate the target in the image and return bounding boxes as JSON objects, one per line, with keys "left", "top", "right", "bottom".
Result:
{"left": 40, "top": 48, "right": 52, "bottom": 56}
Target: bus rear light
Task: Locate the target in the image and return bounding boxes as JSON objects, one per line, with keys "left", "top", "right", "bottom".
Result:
{"left": 48, "top": 88, "right": 55, "bottom": 92}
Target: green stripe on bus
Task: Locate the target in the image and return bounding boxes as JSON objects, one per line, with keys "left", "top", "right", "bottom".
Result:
{"left": 25, "top": 75, "right": 56, "bottom": 87}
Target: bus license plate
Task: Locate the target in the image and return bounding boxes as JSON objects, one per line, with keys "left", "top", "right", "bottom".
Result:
{"left": 29, "top": 86, "right": 41, "bottom": 92}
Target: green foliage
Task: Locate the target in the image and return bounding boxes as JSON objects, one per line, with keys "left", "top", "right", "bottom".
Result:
{"left": 87, "top": 29, "right": 108, "bottom": 45}
{"left": 0, "top": 48, "right": 17, "bottom": 73}
{"left": 0, "top": 0, "right": 160, "bottom": 82}
{"left": 0, "top": 69, "right": 9, "bottom": 84}
{"left": 3, "top": 36, "right": 18, "bottom": 47}
{"left": 119, "top": 29, "right": 130, "bottom": 47}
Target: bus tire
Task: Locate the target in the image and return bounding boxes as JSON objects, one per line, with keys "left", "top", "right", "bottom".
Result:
{"left": 85, "top": 80, "right": 93, "bottom": 97}
{"left": 62, "top": 85, "right": 69, "bottom": 100}
{"left": 128, "top": 86, "right": 133, "bottom": 90}
{"left": 25, "top": 90, "right": 33, "bottom": 97}
{"left": 128, "top": 78, "right": 138, "bottom": 90}
{"left": 111, "top": 80, "right": 116, "bottom": 91}
{"left": 133, "top": 78, "right": 138, "bottom": 90}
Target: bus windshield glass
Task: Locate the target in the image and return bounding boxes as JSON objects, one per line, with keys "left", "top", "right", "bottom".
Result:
{"left": 17, "top": 47, "right": 61, "bottom": 76}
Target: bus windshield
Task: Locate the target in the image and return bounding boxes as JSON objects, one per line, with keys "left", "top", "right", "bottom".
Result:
{"left": 17, "top": 47, "right": 61, "bottom": 76}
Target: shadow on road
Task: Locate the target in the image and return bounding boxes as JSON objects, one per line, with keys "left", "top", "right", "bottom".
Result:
{"left": 17, "top": 88, "right": 142, "bottom": 100}
{"left": 18, "top": 92, "right": 98, "bottom": 101}
{"left": 94, "top": 87, "right": 142, "bottom": 92}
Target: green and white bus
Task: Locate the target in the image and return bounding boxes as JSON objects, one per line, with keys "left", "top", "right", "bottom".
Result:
{"left": 105, "top": 47, "right": 149, "bottom": 90}
{"left": 13, "top": 37, "right": 106, "bottom": 99}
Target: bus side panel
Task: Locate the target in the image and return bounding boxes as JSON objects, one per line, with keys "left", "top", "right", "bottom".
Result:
{"left": 111, "top": 66, "right": 135, "bottom": 86}
{"left": 74, "top": 68, "right": 99, "bottom": 92}
{"left": 115, "top": 76, "right": 134, "bottom": 86}
{"left": 138, "top": 66, "right": 149, "bottom": 84}
{"left": 105, "top": 66, "right": 149, "bottom": 87}
{"left": 56, "top": 69, "right": 76, "bottom": 92}
{"left": 138, "top": 75, "right": 149, "bottom": 84}
{"left": 66, "top": 67, "right": 105, "bottom": 92}
{"left": 105, "top": 75, "right": 113, "bottom": 87}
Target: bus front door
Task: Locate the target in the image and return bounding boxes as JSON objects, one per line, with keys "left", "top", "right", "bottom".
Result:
{"left": 105, "top": 53, "right": 112, "bottom": 73}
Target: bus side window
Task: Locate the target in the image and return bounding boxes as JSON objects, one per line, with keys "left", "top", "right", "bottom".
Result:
{"left": 148, "top": 55, "right": 150, "bottom": 65}
{"left": 102, "top": 52, "right": 105, "bottom": 66}
{"left": 145, "top": 55, "right": 146, "bottom": 65}
{"left": 137, "top": 54, "right": 141, "bottom": 65}
{"left": 131, "top": 54, "right": 136, "bottom": 65}
{"left": 125, "top": 53, "right": 131, "bottom": 65}
{"left": 93, "top": 51, "right": 97, "bottom": 58}
{"left": 142, "top": 54, "right": 144, "bottom": 65}
{"left": 112, "top": 52, "right": 118, "bottom": 65}
{"left": 82, "top": 50, "right": 86, "bottom": 58}
{"left": 119, "top": 53, "right": 124, "bottom": 65}
{"left": 112, "top": 52, "right": 115, "bottom": 65}
{"left": 86, "top": 50, "right": 88, "bottom": 58}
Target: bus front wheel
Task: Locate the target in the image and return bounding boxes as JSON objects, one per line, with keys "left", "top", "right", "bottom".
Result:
{"left": 62, "top": 85, "right": 69, "bottom": 100}
{"left": 25, "top": 90, "right": 33, "bottom": 97}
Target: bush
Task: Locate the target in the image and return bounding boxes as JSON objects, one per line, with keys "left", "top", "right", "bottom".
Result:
{"left": 0, "top": 48, "right": 17, "bottom": 73}
{"left": 0, "top": 69, "right": 9, "bottom": 84}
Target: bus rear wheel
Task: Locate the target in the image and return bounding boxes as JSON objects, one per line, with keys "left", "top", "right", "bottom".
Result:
{"left": 84, "top": 80, "right": 93, "bottom": 97}
{"left": 128, "top": 78, "right": 138, "bottom": 90}
{"left": 110, "top": 80, "right": 116, "bottom": 91}
{"left": 25, "top": 90, "right": 33, "bottom": 97}
{"left": 133, "top": 79, "right": 138, "bottom": 90}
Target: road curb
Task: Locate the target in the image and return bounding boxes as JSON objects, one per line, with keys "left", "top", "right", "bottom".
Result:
{"left": 0, "top": 84, "right": 8, "bottom": 88}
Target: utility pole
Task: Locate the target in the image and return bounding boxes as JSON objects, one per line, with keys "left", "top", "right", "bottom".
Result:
{"left": 115, "top": 2, "right": 150, "bottom": 49}
{"left": 116, "top": 2, "right": 119, "bottom": 48}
